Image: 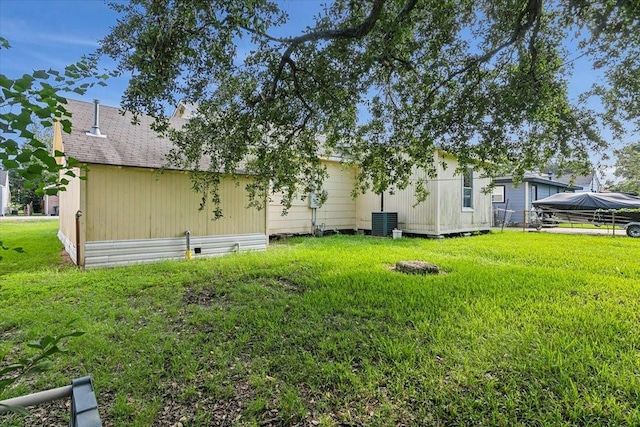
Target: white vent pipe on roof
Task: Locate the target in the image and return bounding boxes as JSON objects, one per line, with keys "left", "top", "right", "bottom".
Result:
{"left": 86, "top": 99, "right": 106, "bottom": 138}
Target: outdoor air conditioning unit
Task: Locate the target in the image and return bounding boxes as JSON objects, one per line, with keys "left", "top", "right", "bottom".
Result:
{"left": 371, "top": 212, "right": 398, "bottom": 237}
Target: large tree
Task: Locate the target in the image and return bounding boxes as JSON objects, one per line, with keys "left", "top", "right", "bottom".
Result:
{"left": 100, "top": 0, "right": 640, "bottom": 211}
{"left": 608, "top": 142, "right": 640, "bottom": 194}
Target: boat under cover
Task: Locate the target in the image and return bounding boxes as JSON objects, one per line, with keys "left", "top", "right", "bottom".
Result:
{"left": 532, "top": 192, "right": 640, "bottom": 228}
{"left": 532, "top": 192, "right": 640, "bottom": 210}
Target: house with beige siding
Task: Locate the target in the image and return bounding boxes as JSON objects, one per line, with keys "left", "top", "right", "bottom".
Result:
{"left": 268, "top": 159, "right": 358, "bottom": 236}
{"left": 174, "top": 103, "right": 492, "bottom": 238}
{"left": 54, "top": 99, "right": 267, "bottom": 268}
{"left": 355, "top": 153, "right": 492, "bottom": 236}
{"left": 268, "top": 152, "right": 492, "bottom": 237}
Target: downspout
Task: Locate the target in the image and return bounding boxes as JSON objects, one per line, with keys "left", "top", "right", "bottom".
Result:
{"left": 75, "top": 210, "right": 82, "bottom": 267}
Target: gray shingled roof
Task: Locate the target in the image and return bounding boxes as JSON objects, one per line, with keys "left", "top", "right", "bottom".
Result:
{"left": 494, "top": 172, "right": 583, "bottom": 190}
{"left": 62, "top": 99, "right": 196, "bottom": 171}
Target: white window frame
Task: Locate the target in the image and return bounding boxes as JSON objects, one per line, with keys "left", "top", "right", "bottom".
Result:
{"left": 492, "top": 185, "right": 505, "bottom": 203}
{"left": 462, "top": 166, "right": 474, "bottom": 210}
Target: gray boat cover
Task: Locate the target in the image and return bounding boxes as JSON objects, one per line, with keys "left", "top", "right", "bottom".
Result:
{"left": 533, "top": 192, "right": 640, "bottom": 210}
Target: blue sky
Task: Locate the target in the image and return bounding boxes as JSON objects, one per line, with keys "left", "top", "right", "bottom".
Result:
{"left": 0, "top": 0, "right": 125, "bottom": 107}
{"left": 0, "top": 0, "right": 325, "bottom": 109}
{"left": 0, "top": 0, "right": 629, "bottom": 180}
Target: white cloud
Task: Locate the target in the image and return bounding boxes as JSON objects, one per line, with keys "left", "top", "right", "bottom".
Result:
{"left": 40, "top": 33, "right": 99, "bottom": 48}
{"left": 0, "top": 18, "right": 99, "bottom": 48}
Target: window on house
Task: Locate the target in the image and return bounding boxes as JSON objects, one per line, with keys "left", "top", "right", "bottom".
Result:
{"left": 462, "top": 167, "right": 473, "bottom": 209}
{"left": 492, "top": 185, "right": 505, "bottom": 203}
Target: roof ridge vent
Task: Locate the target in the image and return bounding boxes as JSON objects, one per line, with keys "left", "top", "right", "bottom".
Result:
{"left": 86, "top": 99, "right": 107, "bottom": 138}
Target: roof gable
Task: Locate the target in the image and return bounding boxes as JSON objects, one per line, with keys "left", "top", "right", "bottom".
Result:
{"left": 61, "top": 99, "right": 192, "bottom": 170}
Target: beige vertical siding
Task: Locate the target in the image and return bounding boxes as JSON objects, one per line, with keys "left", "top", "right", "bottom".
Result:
{"left": 436, "top": 154, "right": 492, "bottom": 234}
{"left": 268, "top": 160, "right": 357, "bottom": 234}
{"left": 356, "top": 152, "right": 492, "bottom": 235}
{"left": 356, "top": 166, "right": 439, "bottom": 233}
{"left": 269, "top": 197, "right": 311, "bottom": 234}
{"left": 84, "top": 165, "right": 265, "bottom": 242}
{"left": 58, "top": 167, "right": 82, "bottom": 262}
{"left": 315, "top": 161, "right": 357, "bottom": 231}
{"left": 354, "top": 190, "right": 380, "bottom": 231}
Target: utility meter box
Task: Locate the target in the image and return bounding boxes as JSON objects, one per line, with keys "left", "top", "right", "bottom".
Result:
{"left": 309, "top": 191, "right": 324, "bottom": 209}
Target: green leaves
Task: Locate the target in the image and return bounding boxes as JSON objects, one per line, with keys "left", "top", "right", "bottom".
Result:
{"left": 0, "top": 74, "right": 12, "bottom": 89}
{"left": 0, "top": 402, "right": 30, "bottom": 416}
{"left": 0, "top": 322, "right": 85, "bottom": 415}
{"left": 1, "top": 39, "right": 110, "bottom": 216}
{"left": 100, "top": 0, "right": 636, "bottom": 212}
{"left": 608, "top": 142, "right": 640, "bottom": 194}
{"left": 2, "top": 159, "right": 19, "bottom": 169}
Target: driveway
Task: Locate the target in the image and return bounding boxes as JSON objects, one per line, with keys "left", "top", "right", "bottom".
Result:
{"left": 535, "top": 227, "right": 629, "bottom": 237}
{"left": 492, "top": 226, "right": 629, "bottom": 237}
{"left": 0, "top": 215, "right": 58, "bottom": 221}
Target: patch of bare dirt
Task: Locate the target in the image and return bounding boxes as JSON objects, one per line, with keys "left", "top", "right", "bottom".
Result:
{"left": 58, "top": 249, "right": 75, "bottom": 268}
{"left": 150, "top": 378, "right": 255, "bottom": 426}
{"left": 1, "top": 398, "right": 70, "bottom": 426}
{"left": 0, "top": 326, "right": 19, "bottom": 341}
{"left": 182, "top": 287, "right": 227, "bottom": 307}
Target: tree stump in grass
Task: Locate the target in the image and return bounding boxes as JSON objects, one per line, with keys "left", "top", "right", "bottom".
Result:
{"left": 395, "top": 260, "right": 440, "bottom": 275}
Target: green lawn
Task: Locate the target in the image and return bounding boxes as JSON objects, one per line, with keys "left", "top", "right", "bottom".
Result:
{"left": 1, "top": 221, "right": 640, "bottom": 426}
{"left": 0, "top": 219, "right": 67, "bottom": 275}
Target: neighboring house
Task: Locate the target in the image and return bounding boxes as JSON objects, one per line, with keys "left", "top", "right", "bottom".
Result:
{"left": 0, "top": 170, "right": 9, "bottom": 215}
{"left": 492, "top": 172, "right": 582, "bottom": 225}
{"left": 172, "top": 101, "right": 197, "bottom": 119}
{"left": 43, "top": 190, "right": 60, "bottom": 216}
{"left": 573, "top": 171, "right": 602, "bottom": 193}
{"left": 54, "top": 99, "right": 267, "bottom": 269}
{"left": 269, "top": 152, "right": 493, "bottom": 237}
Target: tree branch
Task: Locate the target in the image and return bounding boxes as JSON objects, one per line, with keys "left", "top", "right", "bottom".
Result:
{"left": 394, "top": 0, "right": 418, "bottom": 25}
{"left": 284, "top": 57, "right": 314, "bottom": 114}
{"left": 425, "top": 0, "right": 544, "bottom": 103}
{"left": 239, "top": 25, "right": 289, "bottom": 43}
{"left": 244, "top": 0, "right": 423, "bottom": 109}
{"left": 249, "top": 0, "right": 386, "bottom": 106}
